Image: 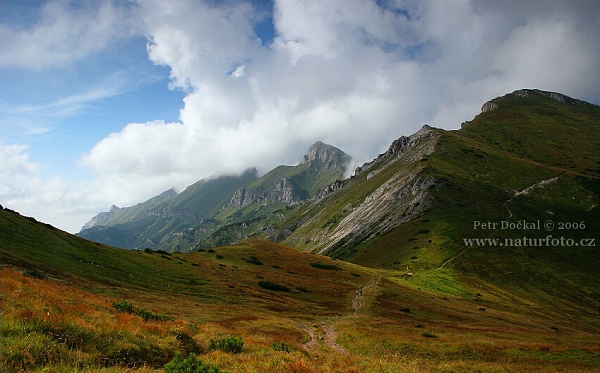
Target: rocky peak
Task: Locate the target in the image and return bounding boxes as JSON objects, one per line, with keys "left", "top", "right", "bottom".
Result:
{"left": 301, "top": 141, "right": 352, "bottom": 171}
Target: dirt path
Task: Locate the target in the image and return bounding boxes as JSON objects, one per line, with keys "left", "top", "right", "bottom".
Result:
{"left": 352, "top": 274, "right": 380, "bottom": 314}
{"left": 323, "top": 323, "right": 350, "bottom": 355}
{"left": 298, "top": 274, "right": 381, "bottom": 354}
{"left": 297, "top": 322, "right": 316, "bottom": 351}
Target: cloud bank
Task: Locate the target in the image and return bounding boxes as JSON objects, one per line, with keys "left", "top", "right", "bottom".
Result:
{"left": 2, "top": 0, "right": 599, "bottom": 232}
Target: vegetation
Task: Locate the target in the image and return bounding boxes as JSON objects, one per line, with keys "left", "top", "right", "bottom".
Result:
{"left": 309, "top": 262, "right": 343, "bottom": 271}
{"left": 1, "top": 91, "right": 599, "bottom": 372}
{"left": 272, "top": 341, "right": 291, "bottom": 353}
{"left": 164, "top": 353, "right": 224, "bottom": 373}
{"left": 208, "top": 336, "right": 244, "bottom": 354}
{"left": 257, "top": 280, "right": 291, "bottom": 292}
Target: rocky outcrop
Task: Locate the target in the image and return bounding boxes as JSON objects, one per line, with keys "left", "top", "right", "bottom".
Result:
{"left": 481, "top": 102, "right": 498, "bottom": 113}
{"left": 480, "top": 89, "right": 586, "bottom": 113}
{"left": 318, "top": 180, "right": 344, "bottom": 198}
{"left": 145, "top": 208, "right": 196, "bottom": 220}
{"left": 355, "top": 125, "right": 435, "bottom": 176}
{"left": 81, "top": 205, "right": 121, "bottom": 230}
{"left": 318, "top": 173, "right": 437, "bottom": 256}
{"left": 229, "top": 177, "right": 301, "bottom": 208}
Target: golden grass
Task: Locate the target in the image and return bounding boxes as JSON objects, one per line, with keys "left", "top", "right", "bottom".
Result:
{"left": 2, "top": 248, "right": 599, "bottom": 373}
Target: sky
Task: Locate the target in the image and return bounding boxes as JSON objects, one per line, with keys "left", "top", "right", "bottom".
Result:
{"left": 1, "top": 0, "right": 599, "bottom": 233}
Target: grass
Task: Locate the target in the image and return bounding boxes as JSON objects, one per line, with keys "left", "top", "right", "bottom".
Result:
{"left": 1, "top": 92, "right": 599, "bottom": 372}
{"left": 2, "top": 223, "right": 598, "bottom": 372}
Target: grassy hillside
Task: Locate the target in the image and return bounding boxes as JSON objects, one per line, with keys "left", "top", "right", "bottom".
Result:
{"left": 2, "top": 207, "right": 599, "bottom": 372}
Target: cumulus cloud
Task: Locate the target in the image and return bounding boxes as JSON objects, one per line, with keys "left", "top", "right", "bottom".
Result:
{"left": 2, "top": 0, "right": 598, "bottom": 231}
{"left": 79, "top": 0, "right": 599, "bottom": 208}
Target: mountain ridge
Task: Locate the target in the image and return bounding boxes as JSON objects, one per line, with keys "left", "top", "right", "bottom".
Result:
{"left": 2, "top": 88, "right": 599, "bottom": 372}
{"left": 78, "top": 141, "right": 353, "bottom": 250}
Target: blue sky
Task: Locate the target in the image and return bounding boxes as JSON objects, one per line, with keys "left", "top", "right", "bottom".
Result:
{"left": 1, "top": 0, "right": 599, "bottom": 233}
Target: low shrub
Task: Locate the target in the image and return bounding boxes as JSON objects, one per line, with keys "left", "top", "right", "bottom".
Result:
{"left": 113, "top": 299, "right": 135, "bottom": 314}
{"left": 309, "top": 262, "right": 342, "bottom": 271}
{"left": 422, "top": 332, "right": 437, "bottom": 338}
{"left": 245, "top": 257, "right": 263, "bottom": 265}
{"left": 272, "top": 341, "right": 291, "bottom": 353}
{"left": 23, "top": 268, "right": 46, "bottom": 279}
{"left": 258, "top": 281, "right": 291, "bottom": 292}
{"left": 113, "top": 300, "right": 174, "bottom": 322}
{"left": 164, "top": 352, "right": 223, "bottom": 373}
{"left": 208, "top": 335, "right": 243, "bottom": 353}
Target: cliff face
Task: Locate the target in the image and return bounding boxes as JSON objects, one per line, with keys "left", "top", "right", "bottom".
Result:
{"left": 277, "top": 125, "right": 439, "bottom": 256}
{"left": 228, "top": 141, "right": 352, "bottom": 208}
{"left": 229, "top": 177, "right": 301, "bottom": 208}
{"left": 302, "top": 141, "right": 352, "bottom": 171}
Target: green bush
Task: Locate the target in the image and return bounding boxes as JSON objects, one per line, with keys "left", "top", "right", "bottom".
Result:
{"left": 244, "top": 256, "right": 263, "bottom": 265}
{"left": 258, "top": 280, "right": 290, "bottom": 292}
{"left": 113, "top": 299, "right": 135, "bottom": 314}
{"left": 164, "top": 352, "right": 223, "bottom": 373}
{"left": 208, "top": 335, "right": 243, "bottom": 353}
{"left": 272, "top": 341, "right": 291, "bottom": 353}
{"left": 113, "top": 300, "right": 174, "bottom": 322}
{"left": 309, "top": 262, "right": 342, "bottom": 271}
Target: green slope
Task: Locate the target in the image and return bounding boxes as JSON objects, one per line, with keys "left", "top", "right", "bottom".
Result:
{"left": 269, "top": 89, "right": 599, "bottom": 313}
{"left": 2, "top": 198, "right": 599, "bottom": 372}
{"left": 78, "top": 143, "right": 352, "bottom": 252}
{"left": 78, "top": 170, "right": 258, "bottom": 251}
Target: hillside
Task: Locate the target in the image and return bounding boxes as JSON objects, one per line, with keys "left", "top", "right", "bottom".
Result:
{"left": 2, "top": 206, "right": 599, "bottom": 372}
{"left": 2, "top": 89, "right": 599, "bottom": 372}
{"left": 265, "top": 89, "right": 600, "bottom": 309}
{"left": 78, "top": 142, "right": 352, "bottom": 251}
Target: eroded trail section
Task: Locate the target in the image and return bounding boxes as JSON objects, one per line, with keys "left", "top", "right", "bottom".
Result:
{"left": 297, "top": 322, "right": 316, "bottom": 351}
{"left": 297, "top": 274, "right": 381, "bottom": 355}
{"left": 324, "top": 323, "right": 350, "bottom": 355}
{"left": 352, "top": 274, "right": 381, "bottom": 314}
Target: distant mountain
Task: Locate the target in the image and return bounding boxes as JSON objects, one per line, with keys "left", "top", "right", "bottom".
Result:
{"left": 78, "top": 142, "right": 353, "bottom": 251}
{"left": 82, "top": 188, "right": 177, "bottom": 230}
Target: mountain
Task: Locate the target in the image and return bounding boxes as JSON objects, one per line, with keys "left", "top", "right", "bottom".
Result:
{"left": 2, "top": 89, "right": 599, "bottom": 372}
{"left": 264, "top": 88, "right": 599, "bottom": 310}
{"left": 78, "top": 142, "right": 352, "bottom": 251}
{"left": 1, "top": 185, "right": 598, "bottom": 371}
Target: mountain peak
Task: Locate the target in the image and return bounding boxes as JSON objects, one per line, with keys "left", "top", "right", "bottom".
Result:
{"left": 481, "top": 89, "right": 588, "bottom": 113}
{"left": 301, "top": 141, "right": 352, "bottom": 169}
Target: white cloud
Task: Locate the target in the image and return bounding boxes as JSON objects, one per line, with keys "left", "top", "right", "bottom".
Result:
{"left": 80, "top": 0, "right": 599, "bottom": 206}
{"left": 1, "top": 0, "right": 138, "bottom": 70}
{"left": 2, "top": 0, "right": 598, "bottom": 231}
{"left": 0, "top": 142, "right": 104, "bottom": 233}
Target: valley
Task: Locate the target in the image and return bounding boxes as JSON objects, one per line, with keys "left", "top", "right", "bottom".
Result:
{"left": 1, "top": 89, "right": 599, "bottom": 372}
